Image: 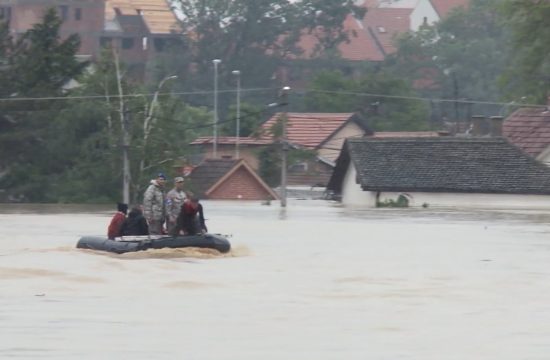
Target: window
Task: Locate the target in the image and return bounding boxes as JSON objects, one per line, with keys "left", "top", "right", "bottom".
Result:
{"left": 122, "top": 38, "right": 135, "bottom": 49}
{"left": 100, "top": 37, "right": 113, "bottom": 48}
{"left": 289, "top": 162, "right": 308, "bottom": 173}
{"left": 75, "top": 8, "right": 82, "bottom": 21}
{"left": 0, "top": 7, "right": 11, "bottom": 21}
{"left": 59, "top": 5, "right": 69, "bottom": 21}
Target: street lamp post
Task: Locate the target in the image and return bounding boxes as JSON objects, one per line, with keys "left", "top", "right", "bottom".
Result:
{"left": 280, "top": 86, "right": 291, "bottom": 208}
{"left": 213, "top": 59, "right": 221, "bottom": 158}
{"left": 232, "top": 70, "right": 241, "bottom": 159}
{"left": 144, "top": 75, "right": 178, "bottom": 141}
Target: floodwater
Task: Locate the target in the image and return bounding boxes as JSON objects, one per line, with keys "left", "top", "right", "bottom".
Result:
{"left": 2, "top": 200, "right": 550, "bottom": 359}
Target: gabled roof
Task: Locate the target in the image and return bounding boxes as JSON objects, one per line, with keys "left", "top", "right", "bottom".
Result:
{"left": 328, "top": 137, "right": 550, "bottom": 195}
{"left": 258, "top": 112, "right": 367, "bottom": 149}
{"left": 429, "top": 0, "right": 470, "bottom": 18}
{"left": 105, "top": 0, "right": 179, "bottom": 34}
{"left": 186, "top": 159, "right": 278, "bottom": 200}
{"left": 294, "top": 14, "right": 385, "bottom": 62}
{"left": 503, "top": 107, "right": 550, "bottom": 158}
{"left": 363, "top": 7, "right": 412, "bottom": 55}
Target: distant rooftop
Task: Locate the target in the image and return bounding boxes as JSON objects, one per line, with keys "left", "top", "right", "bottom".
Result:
{"left": 105, "top": 0, "right": 179, "bottom": 34}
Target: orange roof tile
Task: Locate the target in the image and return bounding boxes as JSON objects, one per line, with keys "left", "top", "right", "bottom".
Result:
{"left": 258, "top": 113, "right": 356, "bottom": 149}
{"left": 294, "top": 14, "right": 385, "bottom": 62}
{"left": 363, "top": 7, "right": 412, "bottom": 55}
{"left": 105, "top": 0, "right": 179, "bottom": 34}
{"left": 503, "top": 107, "right": 550, "bottom": 157}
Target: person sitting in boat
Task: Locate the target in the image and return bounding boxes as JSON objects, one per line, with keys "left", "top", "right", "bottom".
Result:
{"left": 120, "top": 206, "right": 149, "bottom": 236}
{"left": 172, "top": 197, "right": 207, "bottom": 236}
{"left": 107, "top": 203, "right": 128, "bottom": 239}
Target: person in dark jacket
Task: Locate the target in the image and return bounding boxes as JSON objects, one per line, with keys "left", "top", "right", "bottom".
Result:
{"left": 171, "top": 197, "right": 207, "bottom": 236}
{"left": 120, "top": 206, "right": 149, "bottom": 236}
{"left": 107, "top": 203, "right": 128, "bottom": 239}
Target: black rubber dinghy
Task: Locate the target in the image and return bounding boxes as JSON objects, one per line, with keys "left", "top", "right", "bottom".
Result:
{"left": 76, "top": 234, "right": 231, "bottom": 254}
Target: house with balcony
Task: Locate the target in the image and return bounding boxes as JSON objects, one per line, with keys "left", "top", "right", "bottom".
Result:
{"left": 0, "top": 0, "right": 179, "bottom": 77}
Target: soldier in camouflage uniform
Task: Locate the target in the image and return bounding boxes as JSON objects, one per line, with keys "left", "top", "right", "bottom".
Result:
{"left": 165, "top": 177, "right": 186, "bottom": 235}
{"left": 143, "top": 173, "right": 166, "bottom": 235}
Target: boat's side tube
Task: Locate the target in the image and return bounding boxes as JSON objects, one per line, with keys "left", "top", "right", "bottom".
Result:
{"left": 76, "top": 236, "right": 148, "bottom": 254}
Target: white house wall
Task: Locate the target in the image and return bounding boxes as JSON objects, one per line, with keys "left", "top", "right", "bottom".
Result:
{"left": 318, "top": 122, "right": 365, "bottom": 163}
{"left": 377, "top": 0, "right": 440, "bottom": 31}
{"left": 341, "top": 162, "right": 377, "bottom": 207}
{"left": 536, "top": 151, "right": 550, "bottom": 167}
{"left": 410, "top": 0, "right": 439, "bottom": 30}
{"left": 375, "top": 191, "right": 550, "bottom": 210}
{"left": 341, "top": 163, "right": 550, "bottom": 209}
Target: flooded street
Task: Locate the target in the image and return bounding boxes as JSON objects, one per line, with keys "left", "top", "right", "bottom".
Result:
{"left": 2, "top": 201, "right": 550, "bottom": 359}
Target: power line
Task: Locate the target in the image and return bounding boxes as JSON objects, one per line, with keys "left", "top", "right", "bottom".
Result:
{"left": 0, "top": 87, "right": 278, "bottom": 102}
{"left": 0, "top": 87, "right": 546, "bottom": 109}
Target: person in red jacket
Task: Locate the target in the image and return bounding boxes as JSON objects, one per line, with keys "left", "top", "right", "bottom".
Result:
{"left": 107, "top": 203, "right": 128, "bottom": 239}
{"left": 171, "top": 197, "right": 207, "bottom": 236}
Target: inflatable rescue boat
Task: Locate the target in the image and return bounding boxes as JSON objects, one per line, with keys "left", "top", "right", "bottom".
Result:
{"left": 76, "top": 234, "right": 231, "bottom": 254}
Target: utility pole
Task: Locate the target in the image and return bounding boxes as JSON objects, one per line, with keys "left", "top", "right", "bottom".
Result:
{"left": 122, "top": 107, "right": 131, "bottom": 204}
{"left": 112, "top": 46, "right": 130, "bottom": 204}
{"left": 232, "top": 70, "right": 241, "bottom": 159}
{"left": 212, "top": 59, "right": 221, "bottom": 158}
{"left": 280, "top": 86, "right": 290, "bottom": 208}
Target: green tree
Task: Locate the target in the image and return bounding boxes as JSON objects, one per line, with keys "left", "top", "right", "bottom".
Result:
{"left": 0, "top": 8, "right": 87, "bottom": 201}
{"left": 499, "top": 0, "right": 550, "bottom": 103}
{"left": 219, "top": 102, "right": 264, "bottom": 137}
{"left": 305, "top": 70, "right": 430, "bottom": 131}
{"left": 162, "top": 0, "right": 366, "bottom": 112}
{"left": 386, "top": 0, "right": 509, "bottom": 117}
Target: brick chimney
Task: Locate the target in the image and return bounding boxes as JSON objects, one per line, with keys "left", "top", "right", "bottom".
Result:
{"left": 471, "top": 115, "right": 486, "bottom": 136}
{"left": 490, "top": 116, "right": 504, "bottom": 137}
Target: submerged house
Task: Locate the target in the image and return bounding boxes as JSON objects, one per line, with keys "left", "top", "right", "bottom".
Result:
{"left": 185, "top": 159, "right": 278, "bottom": 201}
{"left": 327, "top": 137, "right": 550, "bottom": 209}
{"left": 190, "top": 112, "right": 370, "bottom": 187}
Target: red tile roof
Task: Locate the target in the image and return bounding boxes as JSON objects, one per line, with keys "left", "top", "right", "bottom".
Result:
{"left": 429, "top": 0, "right": 470, "bottom": 18}
{"left": 294, "top": 14, "right": 385, "bottom": 62}
{"left": 187, "top": 159, "right": 278, "bottom": 200}
{"left": 503, "top": 107, "right": 550, "bottom": 158}
{"left": 338, "top": 15, "right": 385, "bottom": 61}
{"left": 106, "top": 0, "right": 179, "bottom": 34}
{"left": 258, "top": 113, "right": 357, "bottom": 149}
{"left": 363, "top": 7, "right": 412, "bottom": 55}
